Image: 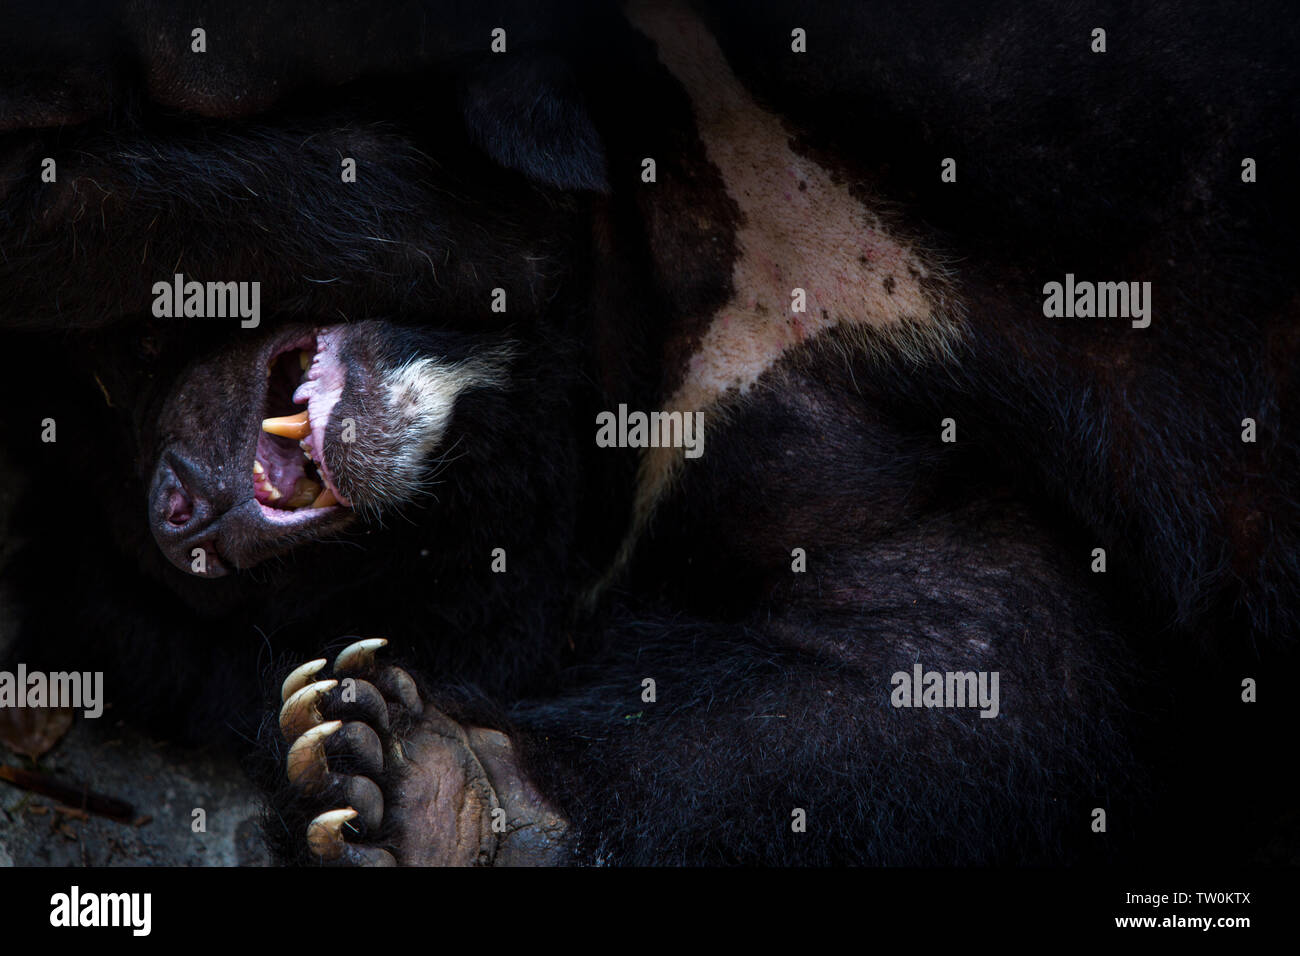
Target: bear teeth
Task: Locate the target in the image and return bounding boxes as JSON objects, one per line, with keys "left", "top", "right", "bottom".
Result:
{"left": 310, "top": 488, "right": 338, "bottom": 509}
{"left": 284, "top": 477, "right": 323, "bottom": 509}
{"left": 253, "top": 462, "right": 327, "bottom": 511}
{"left": 261, "top": 410, "right": 310, "bottom": 439}
{"left": 254, "top": 335, "right": 348, "bottom": 515}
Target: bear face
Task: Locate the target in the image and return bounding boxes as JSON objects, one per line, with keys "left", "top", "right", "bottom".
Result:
{"left": 145, "top": 320, "right": 516, "bottom": 577}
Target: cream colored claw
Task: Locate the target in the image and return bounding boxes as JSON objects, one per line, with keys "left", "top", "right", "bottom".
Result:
{"left": 279, "top": 679, "right": 339, "bottom": 740}
{"left": 286, "top": 720, "right": 342, "bottom": 791}
{"left": 334, "top": 638, "right": 388, "bottom": 675}
{"left": 307, "top": 807, "right": 358, "bottom": 860}
{"left": 281, "top": 658, "right": 328, "bottom": 702}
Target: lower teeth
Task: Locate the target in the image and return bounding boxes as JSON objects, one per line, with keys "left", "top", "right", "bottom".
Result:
{"left": 285, "top": 477, "right": 323, "bottom": 509}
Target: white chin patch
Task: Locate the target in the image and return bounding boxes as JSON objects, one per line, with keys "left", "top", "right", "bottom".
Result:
{"left": 380, "top": 356, "right": 505, "bottom": 472}
{"left": 384, "top": 359, "right": 470, "bottom": 456}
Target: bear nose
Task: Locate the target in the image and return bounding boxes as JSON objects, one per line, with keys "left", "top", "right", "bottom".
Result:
{"left": 149, "top": 453, "right": 212, "bottom": 536}
{"left": 147, "top": 452, "right": 231, "bottom": 578}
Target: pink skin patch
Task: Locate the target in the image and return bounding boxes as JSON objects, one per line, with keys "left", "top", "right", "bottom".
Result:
{"left": 584, "top": 0, "right": 962, "bottom": 597}
{"left": 627, "top": 0, "right": 950, "bottom": 431}
{"left": 292, "top": 327, "right": 351, "bottom": 507}
{"left": 252, "top": 327, "right": 351, "bottom": 525}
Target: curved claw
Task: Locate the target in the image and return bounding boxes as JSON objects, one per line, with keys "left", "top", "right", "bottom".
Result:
{"left": 306, "top": 807, "right": 358, "bottom": 860}
{"left": 281, "top": 658, "right": 328, "bottom": 702}
{"left": 334, "top": 638, "right": 389, "bottom": 675}
{"left": 279, "top": 679, "right": 339, "bottom": 740}
{"left": 286, "top": 720, "right": 342, "bottom": 792}
{"left": 377, "top": 666, "right": 423, "bottom": 716}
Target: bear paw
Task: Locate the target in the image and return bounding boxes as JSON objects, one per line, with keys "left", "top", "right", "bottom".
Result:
{"left": 276, "top": 638, "right": 568, "bottom": 866}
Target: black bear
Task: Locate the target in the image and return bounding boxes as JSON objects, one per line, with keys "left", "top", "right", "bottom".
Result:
{"left": 0, "top": 0, "right": 1294, "bottom": 866}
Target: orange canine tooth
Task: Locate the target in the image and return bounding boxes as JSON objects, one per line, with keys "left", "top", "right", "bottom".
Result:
{"left": 310, "top": 488, "right": 338, "bottom": 509}
{"left": 262, "top": 411, "right": 310, "bottom": 440}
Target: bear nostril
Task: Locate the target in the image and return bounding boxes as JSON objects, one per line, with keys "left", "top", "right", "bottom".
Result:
{"left": 149, "top": 453, "right": 229, "bottom": 575}
{"left": 166, "top": 489, "right": 194, "bottom": 527}
{"left": 151, "top": 454, "right": 210, "bottom": 535}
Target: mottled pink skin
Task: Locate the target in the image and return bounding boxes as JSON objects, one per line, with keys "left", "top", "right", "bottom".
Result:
{"left": 292, "top": 326, "right": 351, "bottom": 506}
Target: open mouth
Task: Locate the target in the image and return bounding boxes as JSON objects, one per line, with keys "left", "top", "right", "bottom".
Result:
{"left": 254, "top": 329, "right": 351, "bottom": 524}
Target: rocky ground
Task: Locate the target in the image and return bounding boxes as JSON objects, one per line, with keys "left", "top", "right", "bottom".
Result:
{"left": 0, "top": 448, "right": 270, "bottom": 867}
{"left": 0, "top": 719, "right": 270, "bottom": 867}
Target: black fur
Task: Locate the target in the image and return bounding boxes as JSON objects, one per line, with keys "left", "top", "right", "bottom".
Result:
{"left": 0, "top": 0, "right": 1294, "bottom": 866}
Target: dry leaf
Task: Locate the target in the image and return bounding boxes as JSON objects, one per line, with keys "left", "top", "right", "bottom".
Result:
{"left": 0, "top": 706, "right": 75, "bottom": 759}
